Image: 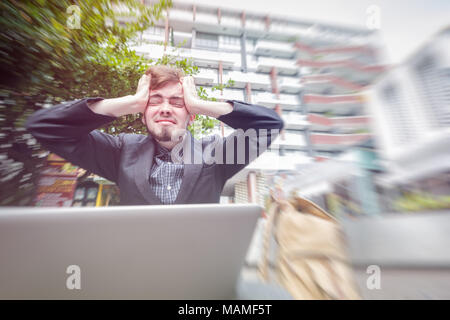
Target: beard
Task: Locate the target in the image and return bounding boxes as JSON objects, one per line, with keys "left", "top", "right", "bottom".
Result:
{"left": 148, "top": 126, "right": 172, "bottom": 142}
{"left": 147, "top": 124, "right": 186, "bottom": 143}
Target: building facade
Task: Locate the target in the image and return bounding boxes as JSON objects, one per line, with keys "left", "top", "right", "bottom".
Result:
{"left": 133, "top": 1, "right": 386, "bottom": 206}
{"left": 367, "top": 27, "right": 450, "bottom": 209}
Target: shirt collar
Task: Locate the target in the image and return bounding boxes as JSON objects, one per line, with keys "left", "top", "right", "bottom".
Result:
{"left": 154, "top": 130, "right": 194, "bottom": 164}
{"left": 155, "top": 144, "right": 170, "bottom": 156}
{"left": 155, "top": 142, "right": 185, "bottom": 163}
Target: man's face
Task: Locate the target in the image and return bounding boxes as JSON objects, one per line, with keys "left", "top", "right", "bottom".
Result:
{"left": 143, "top": 81, "right": 193, "bottom": 143}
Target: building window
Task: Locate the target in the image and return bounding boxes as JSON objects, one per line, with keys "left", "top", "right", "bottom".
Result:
{"left": 381, "top": 83, "right": 415, "bottom": 145}
{"left": 196, "top": 32, "right": 218, "bottom": 49}
{"left": 414, "top": 55, "right": 450, "bottom": 128}
{"left": 220, "top": 35, "right": 240, "bottom": 45}
{"left": 145, "top": 26, "right": 164, "bottom": 36}
{"left": 219, "top": 35, "right": 241, "bottom": 50}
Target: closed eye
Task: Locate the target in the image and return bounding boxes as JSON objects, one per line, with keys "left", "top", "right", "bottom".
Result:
{"left": 169, "top": 98, "right": 185, "bottom": 107}
{"left": 148, "top": 96, "right": 163, "bottom": 105}
{"left": 148, "top": 96, "right": 185, "bottom": 107}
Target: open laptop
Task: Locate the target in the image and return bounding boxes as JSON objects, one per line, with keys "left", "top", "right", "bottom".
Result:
{"left": 0, "top": 204, "right": 261, "bottom": 299}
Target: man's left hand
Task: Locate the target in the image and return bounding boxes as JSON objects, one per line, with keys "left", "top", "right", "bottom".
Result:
{"left": 181, "top": 76, "right": 202, "bottom": 115}
{"left": 181, "top": 76, "right": 233, "bottom": 118}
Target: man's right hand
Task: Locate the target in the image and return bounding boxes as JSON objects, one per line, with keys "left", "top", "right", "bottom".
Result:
{"left": 87, "top": 73, "right": 151, "bottom": 117}
{"left": 132, "top": 73, "right": 152, "bottom": 114}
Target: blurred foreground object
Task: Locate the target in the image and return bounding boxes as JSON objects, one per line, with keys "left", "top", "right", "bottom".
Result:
{"left": 259, "top": 194, "right": 361, "bottom": 299}
{"left": 342, "top": 212, "right": 450, "bottom": 299}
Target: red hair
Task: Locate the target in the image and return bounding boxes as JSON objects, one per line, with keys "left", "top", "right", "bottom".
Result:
{"left": 145, "top": 65, "right": 184, "bottom": 90}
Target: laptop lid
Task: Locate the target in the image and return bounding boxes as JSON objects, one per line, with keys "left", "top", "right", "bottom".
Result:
{"left": 0, "top": 204, "right": 261, "bottom": 299}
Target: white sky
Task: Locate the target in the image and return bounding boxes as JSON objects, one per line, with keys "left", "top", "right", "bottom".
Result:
{"left": 176, "top": 0, "right": 450, "bottom": 65}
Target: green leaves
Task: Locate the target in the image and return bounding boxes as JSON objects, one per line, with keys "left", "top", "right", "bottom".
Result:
{"left": 1, "top": 0, "right": 225, "bottom": 142}
{"left": 394, "top": 192, "right": 450, "bottom": 212}
{"left": 0, "top": 0, "right": 170, "bottom": 92}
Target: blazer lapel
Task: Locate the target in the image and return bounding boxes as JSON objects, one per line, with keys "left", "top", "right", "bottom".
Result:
{"left": 133, "top": 135, "right": 163, "bottom": 204}
{"left": 174, "top": 131, "right": 203, "bottom": 204}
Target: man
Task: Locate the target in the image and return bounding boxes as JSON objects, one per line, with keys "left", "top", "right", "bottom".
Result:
{"left": 26, "top": 65, "right": 284, "bottom": 205}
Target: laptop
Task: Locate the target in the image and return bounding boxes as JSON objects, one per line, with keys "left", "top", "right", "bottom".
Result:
{"left": 0, "top": 204, "right": 261, "bottom": 299}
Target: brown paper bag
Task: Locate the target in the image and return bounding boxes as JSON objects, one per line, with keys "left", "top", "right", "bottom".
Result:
{"left": 259, "top": 196, "right": 361, "bottom": 300}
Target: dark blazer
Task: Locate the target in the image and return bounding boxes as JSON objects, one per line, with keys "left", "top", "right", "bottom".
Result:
{"left": 26, "top": 98, "right": 284, "bottom": 205}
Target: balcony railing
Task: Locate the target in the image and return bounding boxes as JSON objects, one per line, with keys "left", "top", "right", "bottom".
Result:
{"left": 133, "top": 43, "right": 239, "bottom": 69}
{"left": 303, "top": 93, "right": 364, "bottom": 115}
{"left": 301, "top": 74, "right": 364, "bottom": 94}
{"left": 255, "top": 93, "right": 300, "bottom": 110}
{"left": 193, "top": 70, "right": 217, "bottom": 86}
{"left": 140, "top": 33, "right": 165, "bottom": 44}
{"left": 220, "top": 16, "right": 241, "bottom": 29}
{"left": 177, "top": 48, "right": 238, "bottom": 68}
{"left": 304, "top": 93, "right": 363, "bottom": 104}
{"left": 222, "top": 71, "right": 249, "bottom": 89}
{"left": 222, "top": 72, "right": 271, "bottom": 90}
{"left": 205, "top": 88, "right": 245, "bottom": 102}
{"left": 298, "top": 58, "right": 386, "bottom": 83}
{"left": 296, "top": 42, "right": 371, "bottom": 54}
{"left": 307, "top": 113, "right": 333, "bottom": 131}
{"left": 244, "top": 19, "right": 266, "bottom": 37}
{"left": 307, "top": 114, "right": 370, "bottom": 132}
{"left": 268, "top": 24, "right": 300, "bottom": 38}
{"left": 255, "top": 57, "right": 299, "bottom": 75}
{"left": 331, "top": 116, "right": 370, "bottom": 127}
{"left": 131, "top": 43, "right": 165, "bottom": 60}
{"left": 298, "top": 58, "right": 384, "bottom": 71}
{"left": 278, "top": 76, "right": 302, "bottom": 93}
{"left": 169, "top": 9, "right": 193, "bottom": 22}
{"left": 255, "top": 40, "right": 295, "bottom": 58}
{"left": 283, "top": 113, "right": 308, "bottom": 129}
{"left": 195, "top": 12, "right": 218, "bottom": 25}
{"left": 272, "top": 132, "right": 307, "bottom": 150}
{"left": 310, "top": 133, "right": 371, "bottom": 151}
